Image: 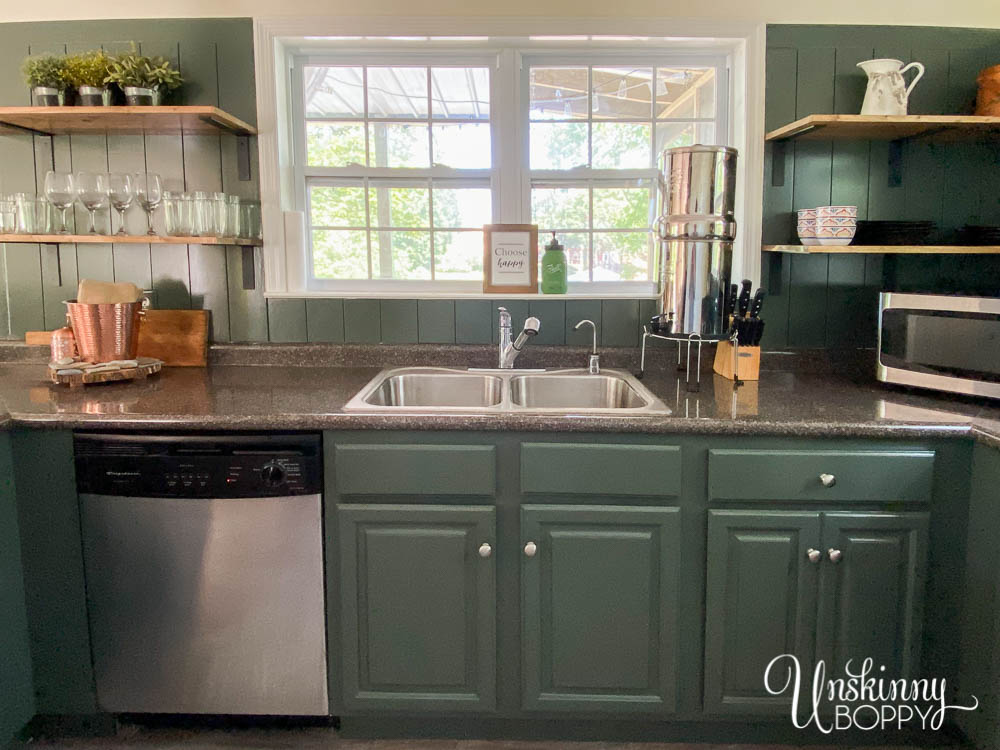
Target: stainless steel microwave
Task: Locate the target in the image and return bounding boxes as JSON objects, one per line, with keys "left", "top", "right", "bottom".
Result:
{"left": 878, "top": 293, "right": 1000, "bottom": 400}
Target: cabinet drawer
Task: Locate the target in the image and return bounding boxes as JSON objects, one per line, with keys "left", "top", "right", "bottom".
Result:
{"left": 335, "top": 444, "right": 496, "bottom": 496}
{"left": 521, "top": 443, "right": 681, "bottom": 497}
{"left": 708, "top": 449, "right": 935, "bottom": 503}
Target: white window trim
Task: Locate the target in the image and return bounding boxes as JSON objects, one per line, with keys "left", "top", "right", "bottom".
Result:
{"left": 253, "top": 16, "right": 766, "bottom": 298}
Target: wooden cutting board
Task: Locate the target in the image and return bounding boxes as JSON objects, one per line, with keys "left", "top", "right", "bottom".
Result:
{"left": 26, "top": 310, "right": 210, "bottom": 367}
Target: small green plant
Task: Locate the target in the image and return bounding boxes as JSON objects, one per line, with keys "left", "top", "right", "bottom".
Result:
{"left": 63, "top": 50, "right": 111, "bottom": 89}
{"left": 21, "top": 54, "right": 69, "bottom": 90}
{"left": 104, "top": 42, "right": 183, "bottom": 92}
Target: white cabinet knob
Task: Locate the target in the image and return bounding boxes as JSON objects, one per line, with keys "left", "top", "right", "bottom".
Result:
{"left": 478, "top": 542, "right": 492, "bottom": 558}
{"left": 828, "top": 548, "right": 843, "bottom": 563}
{"left": 806, "top": 548, "right": 821, "bottom": 564}
{"left": 524, "top": 541, "right": 537, "bottom": 557}
{"left": 819, "top": 473, "right": 836, "bottom": 487}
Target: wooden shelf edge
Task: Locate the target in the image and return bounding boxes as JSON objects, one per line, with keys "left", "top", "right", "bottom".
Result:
{"left": 0, "top": 234, "right": 261, "bottom": 246}
{"left": 765, "top": 114, "right": 1000, "bottom": 142}
{"left": 0, "top": 105, "right": 257, "bottom": 137}
{"left": 763, "top": 244, "right": 1000, "bottom": 255}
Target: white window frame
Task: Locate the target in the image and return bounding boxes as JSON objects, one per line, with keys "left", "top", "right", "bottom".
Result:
{"left": 254, "top": 17, "right": 766, "bottom": 299}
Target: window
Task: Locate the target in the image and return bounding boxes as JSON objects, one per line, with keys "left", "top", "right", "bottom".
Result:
{"left": 289, "top": 42, "right": 728, "bottom": 295}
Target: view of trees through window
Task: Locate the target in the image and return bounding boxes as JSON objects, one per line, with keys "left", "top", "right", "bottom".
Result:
{"left": 298, "top": 55, "right": 720, "bottom": 288}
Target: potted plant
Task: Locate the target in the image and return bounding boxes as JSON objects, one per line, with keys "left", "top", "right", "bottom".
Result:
{"left": 105, "top": 43, "right": 183, "bottom": 105}
{"left": 64, "top": 50, "right": 112, "bottom": 106}
{"left": 21, "top": 54, "right": 69, "bottom": 106}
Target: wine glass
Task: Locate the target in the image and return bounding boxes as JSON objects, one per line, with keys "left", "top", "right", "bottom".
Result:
{"left": 43, "top": 171, "right": 75, "bottom": 235}
{"left": 133, "top": 172, "right": 163, "bottom": 236}
{"left": 108, "top": 173, "right": 134, "bottom": 236}
{"left": 75, "top": 171, "right": 110, "bottom": 235}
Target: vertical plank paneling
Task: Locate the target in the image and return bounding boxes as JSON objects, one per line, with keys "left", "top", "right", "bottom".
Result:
{"left": 266, "top": 298, "right": 307, "bottom": 342}
{"left": 344, "top": 299, "right": 381, "bottom": 343}
{"left": 379, "top": 299, "right": 418, "bottom": 343}
{"left": 455, "top": 300, "right": 492, "bottom": 344}
{"left": 189, "top": 244, "right": 229, "bottom": 341}
{"left": 417, "top": 299, "right": 456, "bottom": 344}
{"left": 305, "top": 298, "right": 345, "bottom": 343}
{"left": 226, "top": 246, "right": 267, "bottom": 341}
{"left": 528, "top": 299, "right": 565, "bottom": 346}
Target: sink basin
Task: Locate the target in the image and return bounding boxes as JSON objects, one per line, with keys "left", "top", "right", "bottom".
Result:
{"left": 363, "top": 371, "right": 503, "bottom": 408}
{"left": 510, "top": 373, "right": 649, "bottom": 409}
{"left": 345, "top": 367, "right": 670, "bottom": 415}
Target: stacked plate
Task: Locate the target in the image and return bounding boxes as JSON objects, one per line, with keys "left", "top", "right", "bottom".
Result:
{"left": 797, "top": 205, "right": 857, "bottom": 246}
{"left": 853, "top": 220, "right": 937, "bottom": 246}
{"left": 957, "top": 225, "right": 1000, "bottom": 246}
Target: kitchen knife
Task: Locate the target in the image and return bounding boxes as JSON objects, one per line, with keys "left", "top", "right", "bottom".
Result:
{"left": 749, "top": 289, "right": 766, "bottom": 319}
{"left": 737, "top": 279, "right": 752, "bottom": 318}
{"left": 726, "top": 283, "right": 738, "bottom": 319}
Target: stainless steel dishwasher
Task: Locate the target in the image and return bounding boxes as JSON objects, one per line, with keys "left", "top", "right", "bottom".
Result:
{"left": 75, "top": 433, "right": 328, "bottom": 716}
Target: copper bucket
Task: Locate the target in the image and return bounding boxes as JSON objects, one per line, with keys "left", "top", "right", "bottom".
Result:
{"left": 65, "top": 299, "right": 145, "bottom": 363}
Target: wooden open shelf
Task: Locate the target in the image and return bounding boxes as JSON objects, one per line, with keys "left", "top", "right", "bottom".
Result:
{"left": 0, "top": 233, "right": 261, "bottom": 246}
{"left": 764, "top": 244, "right": 1000, "bottom": 255}
{"left": 0, "top": 106, "right": 256, "bottom": 137}
{"left": 765, "top": 114, "right": 1000, "bottom": 142}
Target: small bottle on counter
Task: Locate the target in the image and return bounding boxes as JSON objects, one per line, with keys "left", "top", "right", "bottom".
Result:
{"left": 540, "top": 232, "right": 568, "bottom": 294}
{"left": 50, "top": 320, "right": 78, "bottom": 363}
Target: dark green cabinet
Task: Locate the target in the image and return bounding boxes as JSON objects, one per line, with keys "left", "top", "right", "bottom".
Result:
{"left": 705, "top": 510, "right": 928, "bottom": 715}
{"left": 704, "top": 511, "right": 821, "bottom": 715}
{"left": 0, "top": 432, "right": 33, "bottom": 745}
{"left": 521, "top": 505, "right": 680, "bottom": 713}
{"left": 338, "top": 504, "right": 496, "bottom": 712}
{"left": 816, "top": 512, "right": 928, "bottom": 680}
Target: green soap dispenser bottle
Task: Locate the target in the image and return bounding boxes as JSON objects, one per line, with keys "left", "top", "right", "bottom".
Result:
{"left": 540, "top": 232, "right": 568, "bottom": 294}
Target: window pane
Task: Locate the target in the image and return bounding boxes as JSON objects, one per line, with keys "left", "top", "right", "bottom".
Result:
{"left": 592, "top": 66, "right": 652, "bottom": 120}
{"left": 432, "top": 124, "right": 491, "bottom": 169}
{"left": 594, "top": 232, "right": 652, "bottom": 281}
{"left": 530, "top": 123, "right": 587, "bottom": 170}
{"left": 434, "top": 231, "right": 483, "bottom": 279}
{"left": 654, "top": 121, "right": 716, "bottom": 154}
{"left": 531, "top": 187, "right": 588, "bottom": 229}
{"left": 433, "top": 188, "right": 492, "bottom": 228}
{"left": 655, "top": 67, "right": 716, "bottom": 119}
{"left": 368, "top": 186, "right": 429, "bottom": 228}
{"left": 310, "top": 186, "right": 366, "bottom": 227}
{"left": 367, "top": 66, "right": 428, "bottom": 118}
{"left": 431, "top": 67, "right": 489, "bottom": 119}
{"left": 307, "top": 122, "right": 366, "bottom": 167}
{"left": 312, "top": 229, "right": 369, "bottom": 279}
{"left": 372, "top": 230, "right": 431, "bottom": 279}
{"left": 552, "top": 232, "right": 590, "bottom": 281}
{"left": 593, "top": 185, "right": 652, "bottom": 230}
{"left": 368, "top": 123, "right": 430, "bottom": 168}
{"left": 530, "top": 67, "right": 588, "bottom": 120}
{"left": 592, "top": 122, "right": 650, "bottom": 169}
{"left": 305, "top": 66, "right": 363, "bottom": 118}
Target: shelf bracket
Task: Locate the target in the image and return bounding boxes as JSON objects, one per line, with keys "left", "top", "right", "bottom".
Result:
{"left": 888, "top": 139, "right": 904, "bottom": 188}
{"left": 770, "top": 141, "right": 786, "bottom": 187}
{"left": 0, "top": 120, "right": 50, "bottom": 137}
{"left": 236, "top": 136, "right": 252, "bottom": 181}
{"left": 241, "top": 246, "right": 256, "bottom": 290}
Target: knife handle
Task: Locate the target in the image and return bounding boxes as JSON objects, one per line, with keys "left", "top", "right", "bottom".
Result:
{"left": 750, "top": 289, "right": 766, "bottom": 319}
{"left": 737, "top": 279, "right": 752, "bottom": 318}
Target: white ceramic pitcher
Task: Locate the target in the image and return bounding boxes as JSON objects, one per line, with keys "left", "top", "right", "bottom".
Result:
{"left": 857, "top": 59, "right": 925, "bottom": 115}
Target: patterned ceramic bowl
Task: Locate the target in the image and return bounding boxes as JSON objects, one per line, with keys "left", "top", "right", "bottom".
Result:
{"left": 816, "top": 216, "right": 858, "bottom": 227}
{"left": 817, "top": 205, "right": 858, "bottom": 219}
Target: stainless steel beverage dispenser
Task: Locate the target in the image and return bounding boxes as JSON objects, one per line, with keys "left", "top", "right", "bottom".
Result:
{"left": 655, "top": 145, "right": 738, "bottom": 339}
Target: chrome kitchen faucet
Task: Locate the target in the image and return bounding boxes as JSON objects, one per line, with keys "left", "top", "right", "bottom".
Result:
{"left": 497, "top": 307, "right": 541, "bottom": 368}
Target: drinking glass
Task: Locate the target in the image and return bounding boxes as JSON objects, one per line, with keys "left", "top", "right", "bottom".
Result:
{"left": 164, "top": 192, "right": 194, "bottom": 236}
{"left": 211, "top": 192, "right": 228, "bottom": 238}
{"left": 108, "top": 173, "right": 134, "bottom": 236}
{"left": 44, "top": 171, "right": 75, "bottom": 234}
{"left": 133, "top": 172, "right": 163, "bottom": 236}
{"left": 0, "top": 195, "right": 15, "bottom": 234}
{"left": 227, "top": 195, "right": 241, "bottom": 238}
{"left": 15, "top": 193, "right": 49, "bottom": 233}
{"left": 192, "top": 191, "right": 214, "bottom": 237}
{"left": 75, "top": 171, "right": 110, "bottom": 234}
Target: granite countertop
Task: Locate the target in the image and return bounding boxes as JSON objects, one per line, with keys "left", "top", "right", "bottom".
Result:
{"left": 0, "top": 342, "right": 999, "bottom": 447}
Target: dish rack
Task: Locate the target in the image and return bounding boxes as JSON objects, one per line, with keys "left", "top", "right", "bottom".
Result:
{"left": 637, "top": 326, "right": 743, "bottom": 391}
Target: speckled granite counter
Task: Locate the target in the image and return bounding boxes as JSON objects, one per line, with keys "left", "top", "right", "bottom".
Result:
{"left": 0, "top": 343, "right": 998, "bottom": 445}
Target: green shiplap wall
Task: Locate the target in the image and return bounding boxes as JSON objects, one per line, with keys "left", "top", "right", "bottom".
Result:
{"left": 267, "top": 297, "right": 658, "bottom": 348}
{"left": 0, "top": 18, "right": 263, "bottom": 342}
{"left": 761, "top": 25, "right": 1000, "bottom": 349}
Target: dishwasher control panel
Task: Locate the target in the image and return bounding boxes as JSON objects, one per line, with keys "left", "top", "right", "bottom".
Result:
{"left": 74, "top": 433, "right": 322, "bottom": 498}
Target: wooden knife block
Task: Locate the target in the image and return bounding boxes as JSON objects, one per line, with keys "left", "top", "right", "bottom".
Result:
{"left": 713, "top": 340, "right": 760, "bottom": 381}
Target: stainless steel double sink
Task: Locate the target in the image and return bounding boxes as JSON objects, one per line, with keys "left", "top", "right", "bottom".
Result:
{"left": 344, "top": 367, "right": 670, "bottom": 415}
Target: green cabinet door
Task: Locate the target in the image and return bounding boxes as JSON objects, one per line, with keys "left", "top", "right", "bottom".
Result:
{"left": 338, "top": 504, "right": 496, "bottom": 712}
{"left": 816, "top": 512, "right": 929, "bottom": 681}
{"left": 521, "top": 505, "right": 680, "bottom": 713}
{"left": 704, "top": 511, "right": 821, "bottom": 715}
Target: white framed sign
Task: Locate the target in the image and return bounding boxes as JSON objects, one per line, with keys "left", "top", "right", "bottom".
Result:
{"left": 482, "top": 224, "right": 538, "bottom": 294}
